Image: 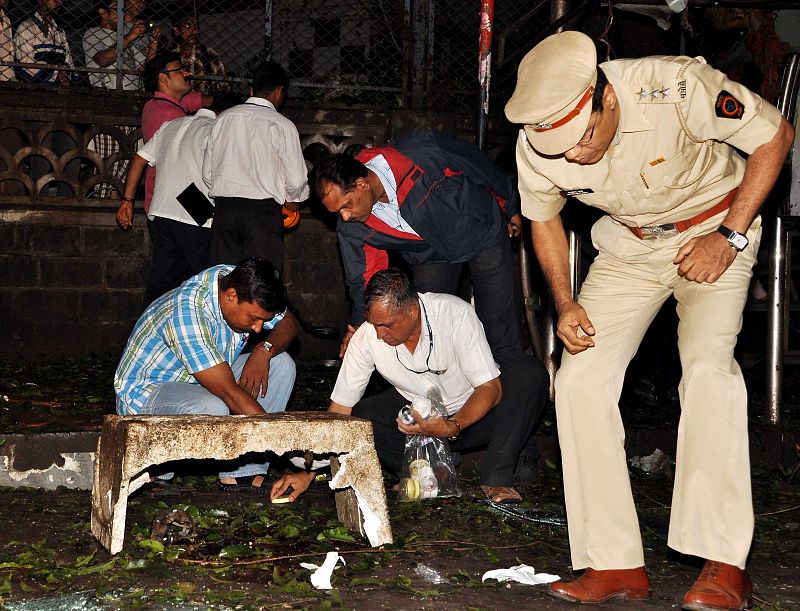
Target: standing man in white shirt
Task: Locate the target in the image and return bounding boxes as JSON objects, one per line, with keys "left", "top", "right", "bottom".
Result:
{"left": 202, "top": 61, "right": 309, "bottom": 271}
{"left": 117, "top": 106, "right": 217, "bottom": 303}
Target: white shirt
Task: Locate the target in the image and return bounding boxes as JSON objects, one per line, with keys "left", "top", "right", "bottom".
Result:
{"left": 365, "top": 154, "right": 419, "bottom": 236}
{"left": 137, "top": 109, "right": 216, "bottom": 226}
{"left": 202, "top": 97, "right": 309, "bottom": 203}
{"left": 331, "top": 293, "right": 500, "bottom": 415}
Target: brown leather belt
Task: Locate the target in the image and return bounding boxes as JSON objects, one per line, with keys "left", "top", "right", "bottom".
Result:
{"left": 628, "top": 188, "right": 737, "bottom": 240}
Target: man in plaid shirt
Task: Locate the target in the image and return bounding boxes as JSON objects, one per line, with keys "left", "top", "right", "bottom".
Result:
{"left": 172, "top": 13, "right": 229, "bottom": 96}
{"left": 114, "top": 257, "right": 300, "bottom": 493}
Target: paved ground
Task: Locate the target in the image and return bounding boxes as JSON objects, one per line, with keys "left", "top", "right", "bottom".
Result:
{"left": 0, "top": 352, "right": 799, "bottom": 610}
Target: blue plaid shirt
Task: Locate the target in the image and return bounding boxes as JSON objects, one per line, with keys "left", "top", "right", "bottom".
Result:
{"left": 114, "top": 265, "right": 282, "bottom": 415}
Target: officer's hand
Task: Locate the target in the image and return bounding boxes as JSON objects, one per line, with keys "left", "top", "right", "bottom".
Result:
{"left": 508, "top": 214, "right": 524, "bottom": 238}
{"left": 270, "top": 471, "right": 314, "bottom": 502}
{"left": 556, "top": 301, "right": 595, "bottom": 354}
{"left": 673, "top": 232, "right": 736, "bottom": 284}
{"left": 238, "top": 348, "right": 271, "bottom": 398}
{"left": 116, "top": 201, "right": 134, "bottom": 229}
{"left": 338, "top": 324, "right": 358, "bottom": 358}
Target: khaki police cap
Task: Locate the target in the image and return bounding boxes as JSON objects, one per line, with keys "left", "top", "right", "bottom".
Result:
{"left": 505, "top": 31, "right": 597, "bottom": 155}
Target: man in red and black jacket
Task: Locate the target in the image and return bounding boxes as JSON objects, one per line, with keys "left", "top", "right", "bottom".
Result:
{"left": 316, "top": 131, "right": 525, "bottom": 369}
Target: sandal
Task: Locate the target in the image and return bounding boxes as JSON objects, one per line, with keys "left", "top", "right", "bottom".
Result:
{"left": 481, "top": 485, "right": 522, "bottom": 504}
{"left": 218, "top": 475, "right": 271, "bottom": 494}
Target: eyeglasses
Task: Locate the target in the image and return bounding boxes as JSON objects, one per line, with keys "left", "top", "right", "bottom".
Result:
{"left": 395, "top": 301, "right": 447, "bottom": 376}
{"left": 161, "top": 66, "right": 186, "bottom": 74}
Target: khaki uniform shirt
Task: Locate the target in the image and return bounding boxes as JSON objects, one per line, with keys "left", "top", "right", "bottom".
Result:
{"left": 516, "top": 56, "right": 783, "bottom": 228}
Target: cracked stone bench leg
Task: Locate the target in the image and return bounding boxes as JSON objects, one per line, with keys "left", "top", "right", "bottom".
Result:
{"left": 91, "top": 412, "right": 392, "bottom": 554}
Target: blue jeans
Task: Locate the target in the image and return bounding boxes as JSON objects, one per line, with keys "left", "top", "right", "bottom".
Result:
{"left": 140, "top": 351, "right": 296, "bottom": 479}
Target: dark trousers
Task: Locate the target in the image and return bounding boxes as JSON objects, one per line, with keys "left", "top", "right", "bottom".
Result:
{"left": 413, "top": 238, "right": 523, "bottom": 369}
{"left": 209, "top": 196, "right": 283, "bottom": 271}
{"left": 146, "top": 216, "right": 212, "bottom": 305}
{"left": 351, "top": 355, "right": 548, "bottom": 486}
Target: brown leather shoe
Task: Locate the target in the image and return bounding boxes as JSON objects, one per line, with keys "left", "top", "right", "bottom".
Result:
{"left": 548, "top": 567, "right": 651, "bottom": 604}
{"left": 682, "top": 561, "right": 752, "bottom": 610}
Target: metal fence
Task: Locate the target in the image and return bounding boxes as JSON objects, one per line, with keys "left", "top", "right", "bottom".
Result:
{"left": 0, "top": 0, "right": 548, "bottom": 109}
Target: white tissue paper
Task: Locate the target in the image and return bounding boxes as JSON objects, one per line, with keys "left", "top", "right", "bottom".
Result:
{"left": 300, "top": 551, "right": 346, "bottom": 589}
{"left": 482, "top": 564, "right": 560, "bottom": 586}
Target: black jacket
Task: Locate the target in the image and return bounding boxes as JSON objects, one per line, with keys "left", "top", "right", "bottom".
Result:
{"left": 338, "top": 131, "right": 520, "bottom": 323}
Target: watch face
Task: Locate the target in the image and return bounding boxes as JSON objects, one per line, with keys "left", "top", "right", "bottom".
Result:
{"left": 730, "top": 233, "right": 748, "bottom": 251}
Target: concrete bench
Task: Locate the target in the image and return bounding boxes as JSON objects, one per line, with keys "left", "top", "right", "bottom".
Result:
{"left": 91, "top": 413, "right": 393, "bottom": 554}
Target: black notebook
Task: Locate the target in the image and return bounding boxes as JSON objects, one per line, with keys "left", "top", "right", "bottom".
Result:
{"left": 176, "top": 182, "right": 215, "bottom": 226}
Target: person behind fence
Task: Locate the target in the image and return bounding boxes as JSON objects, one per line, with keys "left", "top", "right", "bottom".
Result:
{"left": 202, "top": 60, "right": 308, "bottom": 271}
{"left": 14, "top": 0, "right": 73, "bottom": 85}
{"left": 116, "top": 101, "right": 219, "bottom": 304}
{"left": 83, "top": 0, "right": 159, "bottom": 91}
{"left": 505, "top": 31, "right": 794, "bottom": 609}
{"left": 114, "top": 257, "right": 300, "bottom": 493}
{"left": 171, "top": 12, "right": 228, "bottom": 96}
{"left": 116, "top": 51, "right": 212, "bottom": 224}
{"left": 0, "top": 0, "right": 13, "bottom": 82}
{"left": 270, "top": 269, "right": 549, "bottom": 505}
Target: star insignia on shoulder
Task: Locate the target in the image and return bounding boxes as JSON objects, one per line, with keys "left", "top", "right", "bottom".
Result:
{"left": 638, "top": 87, "right": 650, "bottom": 101}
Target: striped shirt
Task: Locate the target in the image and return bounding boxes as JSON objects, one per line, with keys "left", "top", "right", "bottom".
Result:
{"left": 13, "top": 12, "right": 73, "bottom": 83}
{"left": 114, "top": 265, "right": 283, "bottom": 415}
{"left": 0, "top": 10, "right": 14, "bottom": 81}
{"left": 331, "top": 293, "right": 500, "bottom": 415}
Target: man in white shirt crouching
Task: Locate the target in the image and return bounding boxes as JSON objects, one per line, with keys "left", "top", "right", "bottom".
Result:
{"left": 270, "top": 268, "right": 548, "bottom": 504}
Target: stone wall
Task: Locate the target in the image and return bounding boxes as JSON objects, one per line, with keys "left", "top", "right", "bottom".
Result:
{"left": 0, "top": 208, "right": 349, "bottom": 359}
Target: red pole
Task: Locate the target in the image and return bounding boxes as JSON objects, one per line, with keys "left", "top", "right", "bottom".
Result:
{"left": 477, "top": 0, "right": 495, "bottom": 150}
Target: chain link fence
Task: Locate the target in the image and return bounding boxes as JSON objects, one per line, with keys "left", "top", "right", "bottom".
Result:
{"left": 1, "top": 0, "right": 409, "bottom": 102}
{"left": 0, "top": 0, "right": 543, "bottom": 110}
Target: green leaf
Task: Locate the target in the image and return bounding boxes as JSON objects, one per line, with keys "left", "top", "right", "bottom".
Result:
{"left": 218, "top": 544, "right": 254, "bottom": 559}
{"left": 316, "top": 526, "right": 357, "bottom": 543}
{"left": 125, "top": 559, "right": 148, "bottom": 570}
{"left": 278, "top": 524, "right": 300, "bottom": 539}
{"left": 138, "top": 539, "right": 165, "bottom": 553}
{"left": 73, "top": 551, "right": 96, "bottom": 567}
{"left": 73, "top": 559, "right": 117, "bottom": 575}
{"left": 349, "top": 576, "right": 387, "bottom": 586}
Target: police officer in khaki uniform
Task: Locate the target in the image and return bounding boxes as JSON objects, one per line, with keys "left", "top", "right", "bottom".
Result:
{"left": 506, "top": 31, "right": 794, "bottom": 610}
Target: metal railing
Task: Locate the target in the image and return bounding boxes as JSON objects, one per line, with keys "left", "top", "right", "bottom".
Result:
{"left": 766, "top": 53, "right": 800, "bottom": 424}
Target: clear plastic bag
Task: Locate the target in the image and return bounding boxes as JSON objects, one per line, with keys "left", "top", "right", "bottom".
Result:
{"left": 397, "top": 387, "right": 461, "bottom": 501}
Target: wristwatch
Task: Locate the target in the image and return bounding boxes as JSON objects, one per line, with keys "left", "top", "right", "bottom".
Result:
{"left": 717, "top": 225, "right": 749, "bottom": 252}
{"left": 261, "top": 340, "right": 273, "bottom": 355}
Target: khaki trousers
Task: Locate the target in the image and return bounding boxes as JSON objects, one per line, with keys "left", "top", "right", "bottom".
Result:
{"left": 555, "top": 214, "right": 760, "bottom": 571}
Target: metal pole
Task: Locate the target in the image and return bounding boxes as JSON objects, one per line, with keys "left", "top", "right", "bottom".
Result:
{"left": 115, "top": 2, "right": 124, "bottom": 92}
{"left": 537, "top": 0, "right": 575, "bottom": 395}
{"left": 766, "top": 216, "right": 786, "bottom": 424}
{"left": 476, "top": 0, "right": 494, "bottom": 151}
{"left": 264, "top": 0, "right": 274, "bottom": 60}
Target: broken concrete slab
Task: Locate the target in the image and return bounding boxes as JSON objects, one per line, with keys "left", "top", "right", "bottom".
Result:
{"left": 90, "top": 412, "right": 393, "bottom": 555}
